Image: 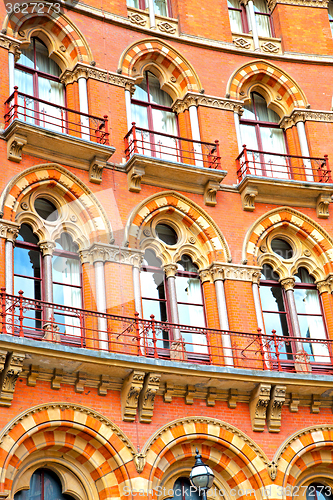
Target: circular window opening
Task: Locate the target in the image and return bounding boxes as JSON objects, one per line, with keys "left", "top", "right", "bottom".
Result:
{"left": 35, "top": 198, "right": 59, "bottom": 222}
{"left": 155, "top": 224, "right": 178, "bottom": 245}
{"left": 271, "top": 238, "right": 293, "bottom": 259}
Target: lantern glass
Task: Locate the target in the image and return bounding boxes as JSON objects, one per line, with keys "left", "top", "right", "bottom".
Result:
{"left": 190, "top": 465, "right": 214, "bottom": 490}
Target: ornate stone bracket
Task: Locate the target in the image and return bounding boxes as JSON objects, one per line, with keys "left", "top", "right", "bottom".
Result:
{"left": 267, "top": 461, "right": 278, "bottom": 481}
{"left": 163, "top": 381, "right": 174, "bottom": 403}
{"left": 267, "top": 385, "right": 286, "bottom": 433}
{"left": 240, "top": 185, "right": 258, "bottom": 211}
{"left": 316, "top": 193, "right": 331, "bottom": 219}
{"left": 89, "top": 156, "right": 106, "bottom": 184}
{"left": 311, "top": 395, "right": 321, "bottom": 414}
{"left": 7, "top": 133, "right": 27, "bottom": 162}
{"left": 27, "top": 365, "right": 39, "bottom": 387}
{"left": 127, "top": 165, "right": 145, "bottom": 193}
{"left": 228, "top": 388, "right": 238, "bottom": 409}
{"left": 121, "top": 370, "right": 145, "bottom": 422}
{"left": 51, "top": 368, "right": 63, "bottom": 390}
{"left": 249, "top": 383, "right": 271, "bottom": 432}
{"left": 289, "top": 393, "right": 300, "bottom": 412}
{"left": 139, "top": 373, "right": 161, "bottom": 423}
{"left": 204, "top": 180, "right": 220, "bottom": 207}
{"left": 75, "top": 372, "right": 86, "bottom": 393}
{"left": 206, "top": 387, "right": 217, "bottom": 407}
{"left": 185, "top": 385, "right": 196, "bottom": 405}
{"left": 98, "top": 375, "right": 110, "bottom": 396}
{"left": 0, "top": 351, "right": 25, "bottom": 406}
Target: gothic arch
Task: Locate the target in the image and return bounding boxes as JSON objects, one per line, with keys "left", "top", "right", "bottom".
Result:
{"left": 118, "top": 39, "right": 201, "bottom": 100}
{"left": 139, "top": 417, "right": 269, "bottom": 500}
{"left": 0, "top": 403, "right": 136, "bottom": 500}
{"left": 226, "top": 60, "right": 308, "bottom": 116}
{"left": 3, "top": 10, "right": 93, "bottom": 70}
{"left": 124, "top": 191, "right": 231, "bottom": 267}
{"left": 242, "top": 207, "right": 333, "bottom": 280}
{"left": 0, "top": 163, "right": 112, "bottom": 248}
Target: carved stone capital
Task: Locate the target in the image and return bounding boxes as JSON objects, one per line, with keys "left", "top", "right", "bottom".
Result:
{"left": 139, "top": 373, "right": 161, "bottom": 423}
{"left": 316, "top": 274, "right": 333, "bottom": 294}
{"left": 127, "top": 165, "right": 145, "bottom": 193}
{"left": 0, "top": 34, "right": 21, "bottom": 53}
{"left": 89, "top": 156, "right": 105, "bottom": 184}
{"left": 0, "top": 221, "right": 20, "bottom": 242}
{"left": 316, "top": 193, "right": 331, "bottom": 219}
{"left": 39, "top": 241, "right": 56, "bottom": 257}
{"left": 60, "top": 64, "right": 89, "bottom": 85}
{"left": 199, "top": 269, "right": 212, "bottom": 284}
{"left": 7, "top": 133, "right": 27, "bottom": 162}
{"left": 249, "top": 383, "right": 271, "bottom": 432}
{"left": 172, "top": 92, "right": 244, "bottom": 115}
{"left": 0, "top": 351, "right": 25, "bottom": 406}
{"left": 267, "top": 385, "right": 286, "bottom": 433}
{"left": 204, "top": 180, "right": 220, "bottom": 207}
{"left": 80, "top": 243, "right": 143, "bottom": 267}
{"left": 280, "top": 108, "right": 333, "bottom": 130}
{"left": 241, "top": 185, "right": 258, "bottom": 211}
{"left": 121, "top": 370, "right": 145, "bottom": 422}
{"left": 280, "top": 277, "right": 295, "bottom": 291}
{"left": 163, "top": 263, "right": 178, "bottom": 278}
{"left": 210, "top": 264, "right": 225, "bottom": 282}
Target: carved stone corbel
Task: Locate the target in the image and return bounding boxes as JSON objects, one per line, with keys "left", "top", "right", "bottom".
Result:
{"left": 204, "top": 180, "right": 220, "bottom": 207}
{"left": 241, "top": 185, "right": 258, "bottom": 211}
{"left": 185, "top": 385, "right": 195, "bottom": 405}
{"left": 27, "top": 365, "right": 39, "bottom": 387}
{"left": 311, "top": 395, "right": 321, "bottom": 414}
{"left": 7, "top": 134, "right": 27, "bottom": 162}
{"left": 133, "top": 453, "right": 146, "bottom": 474}
{"left": 98, "top": 374, "right": 110, "bottom": 396}
{"left": 0, "top": 351, "right": 25, "bottom": 406}
{"left": 228, "top": 388, "right": 238, "bottom": 409}
{"left": 289, "top": 393, "right": 300, "bottom": 413}
{"left": 51, "top": 368, "right": 63, "bottom": 390}
{"left": 316, "top": 193, "right": 331, "bottom": 219}
{"left": 267, "top": 385, "right": 286, "bottom": 433}
{"left": 164, "top": 381, "right": 174, "bottom": 403}
{"left": 89, "top": 156, "right": 105, "bottom": 184}
{"left": 206, "top": 387, "right": 217, "bottom": 407}
{"left": 127, "top": 165, "right": 145, "bottom": 192}
{"left": 249, "top": 383, "right": 271, "bottom": 432}
{"left": 121, "top": 370, "right": 145, "bottom": 421}
{"left": 267, "top": 461, "right": 278, "bottom": 481}
{"left": 139, "top": 373, "right": 161, "bottom": 423}
{"left": 75, "top": 372, "right": 86, "bottom": 393}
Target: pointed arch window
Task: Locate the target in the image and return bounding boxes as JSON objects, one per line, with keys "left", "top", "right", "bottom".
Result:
{"left": 14, "top": 37, "right": 65, "bottom": 131}
{"left": 14, "top": 468, "right": 74, "bottom": 500}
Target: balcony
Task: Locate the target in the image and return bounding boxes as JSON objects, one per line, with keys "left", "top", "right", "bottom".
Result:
{"left": 2, "top": 290, "right": 332, "bottom": 375}
{"left": 123, "top": 123, "right": 227, "bottom": 205}
{"left": 236, "top": 145, "right": 333, "bottom": 215}
{"left": 3, "top": 87, "right": 115, "bottom": 181}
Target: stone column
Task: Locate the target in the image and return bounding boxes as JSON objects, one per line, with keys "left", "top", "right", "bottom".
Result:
{"left": 78, "top": 71, "right": 90, "bottom": 140}
{"left": 234, "top": 110, "right": 244, "bottom": 154}
{"left": 8, "top": 51, "right": 15, "bottom": 94}
{"left": 210, "top": 265, "right": 234, "bottom": 366}
{"left": 188, "top": 99, "right": 204, "bottom": 168}
{"left": 296, "top": 120, "right": 313, "bottom": 181}
{"left": 132, "top": 263, "right": 143, "bottom": 318}
{"left": 245, "top": 0, "right": 260, "bottom": 50}
{"left": 39, "top": 241, "right": 58, "bottom": 339}
{"left": 147, "top": 0, "right": 156, "bottom": 28}
{"left": 163, "top": 263, "right": 185, "bottom": 359}
{"left": 280, "top": 277, "right": 304, "bottom": 359}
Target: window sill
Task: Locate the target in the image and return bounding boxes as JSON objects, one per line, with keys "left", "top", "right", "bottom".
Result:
{"left": 232, "top": 32, "right": 282, "bottom": 54}
{"left": 127, "top": 6, "right": 179, "bottom": 35}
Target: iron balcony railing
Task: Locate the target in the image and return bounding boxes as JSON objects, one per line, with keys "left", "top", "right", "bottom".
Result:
{"left": 1, "top": 289, "right": 333, "bottom": 374}
{"left": 4, "top": 86, "right": 109, "bottom": 145}
{"left": 236, "top": 144, "right": 331, "bottom": 183}
{"left": 124, "top": 122, "right": 221, "bottom": 169}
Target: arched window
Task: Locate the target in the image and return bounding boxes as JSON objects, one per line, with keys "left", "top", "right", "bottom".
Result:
{"left": 14, "top": 468, "right": 74, "bottom": 500}
{"left": 240, "top": 91, "right": 288, "bottom": 178}
{"left": 14, "top": 37, "right": 65, "bottom": 131}
{"left": 228, "top": 0, "right": 272, "bottom": 36}
{"left": 131, "top": 71, "right": 178, "bottom": 159}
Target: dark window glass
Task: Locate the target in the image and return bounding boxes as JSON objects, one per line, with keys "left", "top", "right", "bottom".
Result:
{"left": 156, "top": 223, "right": 178, "bottom": 245}
{"left": 271, "top": 238, "right": 293, "bottom": 259}
{"left": 306, "top": 483, "right": 333, "bottom": 500}
{"left": 170, "top": 478, "right": 201, "bottom": 500}
{"left": 34, "top": 198, "right": 58, "bottom": 222}
{"left": 14, "top": 468, "right": 73, "bottom": 500}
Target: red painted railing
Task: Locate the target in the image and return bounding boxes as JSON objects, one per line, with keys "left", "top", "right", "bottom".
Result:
{"left": 124, "top": 122, "right": 221, "bottom": 169}
{"left": 1, "top": 290, "right": 332, "bottom": 374}
{"left": 4, "top": 87, "right": 109, "bottom": 145}
{"left": 236, "top": 145, "right": 331, "bottom": 183}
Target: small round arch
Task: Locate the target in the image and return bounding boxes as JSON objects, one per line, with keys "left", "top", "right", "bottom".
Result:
{"left": 118, "top": 38, "right": 201, "bottom": 100}
{"left": 227, "top": 60, "right": 308, "bottom": 116}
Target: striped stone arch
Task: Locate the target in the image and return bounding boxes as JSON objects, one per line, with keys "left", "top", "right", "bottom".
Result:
{"left": 242, "top": 207, "right": 333, "bottom": 276}
{"left": 0, "top": 403, "right": 136, "bottom": 500}
{"left": 0, "top": 163, "right": 112, "bottom": 247}
{"left": 271, "top": 425, "right": 333, "bottom": 496}
{"left": 227, "top": 60, "right": 308, "bottom": 115}
{"left": 3, "top": 9, "right": 92, "bottom": 70}
{"left": 139, "top": 417, "right": 269, "bottom": 499}
{"left": 124, "top": 191, "right": 231, "bottom": 265}
{"left": 118, "top": 38, "right": 201, "bottom": 99}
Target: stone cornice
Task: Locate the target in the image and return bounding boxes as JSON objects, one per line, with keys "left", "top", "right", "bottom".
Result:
{"left": 80, "top": 243, "right": 143, "bottom": 266}
{"left": 280, "top": 108, "right": 333, "bottom": 129}
{"left": 172, "top": 92, "right": 244, "bottom": 115}
{"left": 209, "top": 263, "right": 262, "bottom": 283}
{"left": 60, "top": 62, "right": 136, "bottom": 90}
{"left": 267, "top": 0, "right": 328, "bottom": 10}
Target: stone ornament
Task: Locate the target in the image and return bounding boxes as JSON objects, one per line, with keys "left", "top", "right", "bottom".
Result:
{"left": 129, "top": 12, "right": 147, "bottom": 26}
{"left": 261, "top": 41, "right": 279, "bottom": 53}
{"left": 267, "top": 461, "right": 278, "bottom": 481}
{"left": 249, "top": 383, "right": 271, "bottom": 432}
{"left": 89, "top": 157, "right": 106, "bottom": 184}
{"left": 7, "top": 134, "right": 27, "bottom": 163}
{"left": 267, "top": 385, "right": 286, "bottom": 433}
{"left": 121, "top": 370, "right": 145, "bottom": 422}
{"left": 316, "top": 193, "right": 331, "bottom": 219}
{"left": 80, "top": 243, "right": 143, "bottom": 267}
{"left": 133, "top": 453, "right": 146, "bottom": 473}
{"left": 0, "top": 221, "right": 20, "bottom": 242}
{"left": 157, "top": 21, "right": 177, "bottom": 34}
{"left": 0, "top": 351, "right": 25, "bottom": 407}
{"left": 139, "top": 373, "right": 161, "bottom": 423}
{"left": 267, "top": 0, "right": 328, "bottom": 9}
{"left": 233, "top": 37, "right": 251, "bottom": 49}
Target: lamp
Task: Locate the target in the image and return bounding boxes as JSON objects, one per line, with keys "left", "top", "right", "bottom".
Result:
{"left": 189, "top": 449, "right": 214, "bottom": 500}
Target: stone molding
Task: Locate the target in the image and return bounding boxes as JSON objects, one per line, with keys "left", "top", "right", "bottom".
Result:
{"left": 172, "top": 92, "right": 244, "bottom": 115}
{"left": 121, "top": 370, "right": 145, "bottom": 422}
{"left": 209, "top": 263, "right": 262, "bottom": 283}
{"left": 0, "top": 221, "right": 20, "bottom": 242}
{"left": 61, "top": 62, "right": 136, "bottom": 91}
{"left": 249, "top": 383, "right": 271, "bottom": 432}
{"left": 267, "top": 0, "right": 328, "bottom": 9}
{"left": 0, "top": 351, "right": 25, "bottom": 407}
{"left": 267, "top": 385, "right": 286, "bottom": 433}
{"left": 138, "top": 373, "right": 161, "bottom": 423}
{"left": 317, "top": 193, "right": 331, "bottom": 219}
{"left": 280, "top": 108, "right": 333, "bottom": 130}
{"left": 79, "top": 243, "right": 143, "bottom": 267}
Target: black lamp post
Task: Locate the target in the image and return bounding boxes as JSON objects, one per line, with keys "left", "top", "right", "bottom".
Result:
{"left": 189, "top": 449, "right": 214, "bottom": 500}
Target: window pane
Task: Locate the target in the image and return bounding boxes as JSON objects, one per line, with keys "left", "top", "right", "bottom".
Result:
{"left": 17, "top": 46, "right": 35, "bottom": 69}
{"left": 148, "top": 73, "right": 173, "bottom": 106}
{"left": 154, "top": 0, "right": 168, "bottom": 16}
{"left": 152, "top": 109, "right": 177, "bottom": 134}
{"left": 228, "top": 8, "right": 243, "bottom": 32}
{"left": 14, "top": 68, "right": 34, "bottom": 95}
{"left": 53, "top": 255, "right": 81, "bottom": 286}
{"left": 178, "top": 304, "right": 205, "bottom": 326}
{"left": 294, "top": 289, "right": 321, "bottom": 315}
{"left": 254, "top": 93, "right": 280, "bottom": 122}
{"left": 132, "top": 79, "right": 149, "bottom": 101}
{"left": 140, "top": 271, "right": 165, "bottom": 300}
{"left": 175, "top": 276, "right": 202, "bottom": 304}
{"left": 260, "top": 285, "right": 285, "bottom": 312}
{"left": 253, "top": 0, "right": 269, "bottom": 13}
{"left": 255, "top": 12, "right": 271, "bottom": 36}
{"left": 142, "top": 298, "right": 167, "bottom": 322}
{"left": 55, "top": 233, "right": 79, "bottom": 252}
{"left": 240, "top": 124, "right": 258, "bottom": 149}
{"left": 35, "top": 39, "right": 61, "bottom": 76}
{"left": 14, "top": 247, "right": 41, "bottom": 279}
{"left": 295, "top": 267, "right": 315, "bottom": 283}
{"left": 14, "top": 275, "right": 41, "bottom": 300}
{"left": 131, "top": 103, "right": 149, "bottom": 128}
